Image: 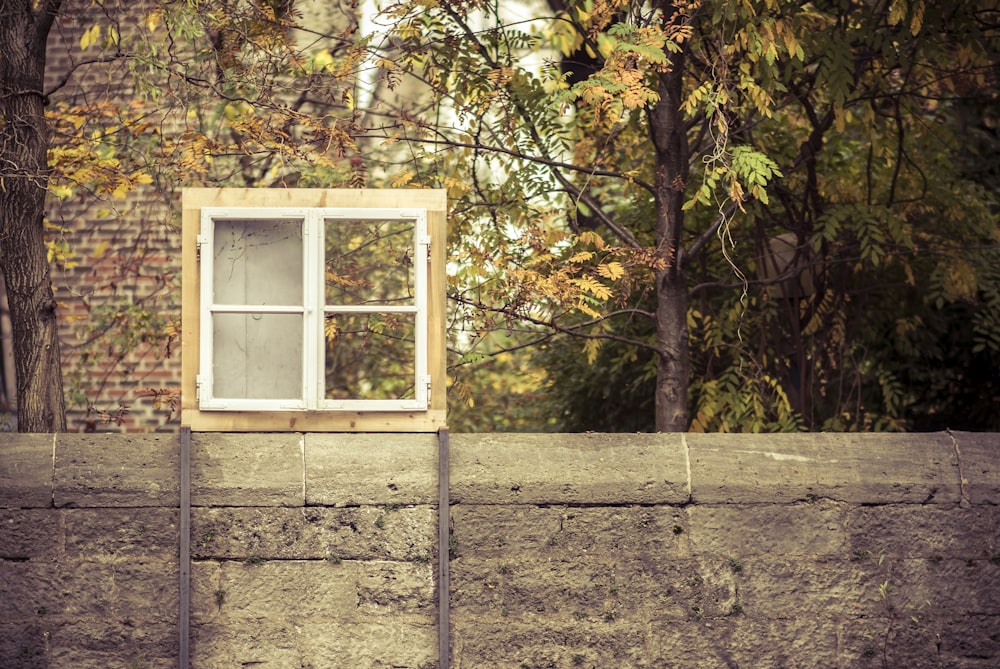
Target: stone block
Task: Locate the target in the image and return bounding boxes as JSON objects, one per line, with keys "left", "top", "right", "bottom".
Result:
{"left": 451, "top": 556, "right": 732, "bottom": 622}
{"left": 849, "top": 505, "right": 996, "bottom": 559}
{"left": 451, "top": 619, "right": 652, "bottom": 669}
{"left": 106, "top": 557, "right": 179, "bottom": 623}
{"left": 63, "top": 508, "right": 178, "bottom": 558}
{"left": 305, "top": 433, "right": 438, "bottom": 506}
{"left": 951, "top": 432, "right": 1000, "bottom": 505}
{"left": 191, "top": 432, "right": 302, "bottom": 507}
{"left": 191, "top": 505, "right": 435, "bottom": 561}
{"left": 192, "top": 559, "right": 434, "bottom": 623}
{"left": 193, "top": 620, "right": 437, "bottom": 669}
{"left": 0, "top": 510, "right": 60, "bottom": 559}
{"left": 53, "top": 433, "right": 179, "bottom": 508}
{"left": 450, "top": 433, "right": 688, "bottom": 505}
{"left": 939, "top": 614, "right": 1000, "bottom": 665}
{"left": 450, "top": 504, "right": 689, "bottom": 559}
{"left": 47, "top": 620, "right": 177, "bottom": 669}
{"left": 0, "top": 559, "right": 113, "bottom": 620}
{"left": 889, "top": 557, "right": 1000, "bottom": 616}
{"left": 687, "top": 500, "right": 848, "bottom": 557}
{"left": 688, "top": 432, "right": 959, "bottom": 504}
{"left": 0, "top": 434, "right": 53, "bottom": 508}
{"left": 737, "top": 557, "right": 875, "bottom": 620}
{"left": 650, "top": 617, "right": 841, "bottom": 669}
{"left": 1, "top": 556, "right": 174, "bottom": 624}
{"left": 0, "top": 622, "right": 50, "bottom": 669}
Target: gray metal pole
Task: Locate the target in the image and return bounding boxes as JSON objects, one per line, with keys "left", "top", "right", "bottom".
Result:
{"left": 179, "top": 427, "right": 191, "bottom": 669}
{"left": 437, "top": 428, "right": 450, "bottom": 669}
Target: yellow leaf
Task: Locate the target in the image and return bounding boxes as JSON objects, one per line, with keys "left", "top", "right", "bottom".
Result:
{"left": 80, "top": 24, "right": 101, "bottom": 50}
{"left": 391, "top": 171, "right": 415, "bottom": 187}
{"left": 584, "top": 338, "right": 601, "bottom": 364}
{"left": 578, "top": 230, "right": 605, "bottom": 249}
{"left": 568, "top": 250, "right": 594, "bottom": 263}
{"left": 313, "top": 49, "right": 334, "bottom": 72}
{"left": 574, "top": 276, "right": 612, "bottom": 300}
{"left": 49, "top": 184, "right": 74, "bottom": 199}
{"left": 145, "top": 9, "right": 163, "bottom": 33}
{"left": 596, "top": 261, "right": 624, "bottom": 280}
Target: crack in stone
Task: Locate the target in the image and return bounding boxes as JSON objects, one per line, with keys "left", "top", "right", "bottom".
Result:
{"left": 946, "top": 429, "right": 971, "bottom": 509}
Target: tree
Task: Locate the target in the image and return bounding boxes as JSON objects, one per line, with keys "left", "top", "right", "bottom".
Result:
{"left": 0, "top": 0, "right": 67, "bottom": 431}
{"left": 372, "top": 0, "right": 999, "bottom": 431}
{"left": 9, "top": 0, "right": 999, "bottom": 433}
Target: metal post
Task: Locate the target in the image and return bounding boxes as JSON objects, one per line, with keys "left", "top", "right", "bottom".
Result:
{"left": 179, "top": 427, "right": 191, "bottom": 669}
{"left": 437, "top": 428, "right": 450, "bottom": 669}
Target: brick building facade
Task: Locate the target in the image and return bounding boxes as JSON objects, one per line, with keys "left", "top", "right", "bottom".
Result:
{"left": 2, "top": 1, "right": 358, "bottom": 432}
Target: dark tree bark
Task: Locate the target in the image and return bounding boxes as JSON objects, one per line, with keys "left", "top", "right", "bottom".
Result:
{"left": 0, "top": 0, "right": 67, "bottom": 431}
{"left": 648, "top": 46, "right": 690, "bottom": 432}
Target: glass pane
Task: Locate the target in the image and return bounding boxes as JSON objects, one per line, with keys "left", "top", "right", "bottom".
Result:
{"left": 214, "top": 218, "right": 303, "bottom": 305}
{"left": 325, "top": 312, "right": 415, "bottom": 400}
{"left": 213, "top": 313, "right": 302, "bottom": 400}
{"left": 325, "top": 218, "right": 415, "bottom": 306}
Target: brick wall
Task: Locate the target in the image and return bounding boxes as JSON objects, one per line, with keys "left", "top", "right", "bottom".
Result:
{"left": 41, "top": 1, "right": 183, "bottom": 433}
{"left": 1, "top": 432, "right": 998, "bottom": 668}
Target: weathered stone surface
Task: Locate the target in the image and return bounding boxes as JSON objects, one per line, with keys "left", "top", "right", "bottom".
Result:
{"left": 63, "top": 508, "right": 178, "bottom": 557}
{"left": 53, "top": 433, "right": 179, "bottom": 508}
{"left": 192, "top": 432, "right": 302, "bottom": 507}
{"left": 0, "top": 622, "right": 50, "bottom": 669}
{"left": 737, "top": 556, "right": 876, "bottom": 620}
{"left": 47, "top": 620, "right": 177, "bottom": 669}
{"left": 451, "top": 556, "right": 734, "bottom": 622}
{"left": 0, "top": 510, "right": 60, "bottom": 559}
{"left": 452, "top": 619, "right": 652, "bottom": 669}
{"left": 305, "top": 432, "right": 438, "bottom": 506}
{"left": 193, "top": 620, "right": 437, "bottom": 669}
{"left": 939, "top": 614, "right": 1000, "bottom": 665}
{"left": 0, "top": 559, "right": 111, "bottom": 620}
{"left": 451, "top": 504, "right": 690, "bottom": 559}
{"left": 649, "top": 617, "right": 843, "bottom": 669}
{"left": 889, "top": 557, "right": 1000, "bottom": 616}
{"left": 848, "top": 504, "right": 996, "bottom": 559}
{"left": 2, "top": 432, "right": 999, "bottom": 668}
{"left": 450, "top": 433, "right": 688, "bottom": 504}
{"left": 1, "top": 557, "right": 177, "bottom": 624}
{"left": 688, "top": 432, "right": 959, "bottom": 504}
{"left": 0, "top": 434, "right": 52, "bottom": 508}
{"left": 191, "top": 505, "right": 435, "bottom": 561}
{"left": 687, "top": 500, "right": 849, "bottom": 556}
{"left": 952, "top": 432, "right": 1000, "bottom": 505}
{"left": 192, "top": 559, "right": 434, "bottom": 622}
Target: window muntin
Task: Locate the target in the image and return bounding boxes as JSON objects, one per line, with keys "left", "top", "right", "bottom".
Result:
{"left": 198, "top": 207, "right": 428, "bottom": 412}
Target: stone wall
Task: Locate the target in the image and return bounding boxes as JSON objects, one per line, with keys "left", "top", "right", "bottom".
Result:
{"left": 1, "top": 432, "right": 998, "bottom": 668}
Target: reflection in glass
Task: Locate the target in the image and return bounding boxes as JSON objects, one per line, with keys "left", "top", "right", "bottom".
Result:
{"left": 325, "top": 218, "right": 415, "bottom": 306}
{"left": 324, "top": 312, "right": 415, "bottom": 400}
{"left": 214, "top": 219, "right": 303, "bottom": 306}
{"left": 213, "top": 313, "right": 302, "bottom": 399}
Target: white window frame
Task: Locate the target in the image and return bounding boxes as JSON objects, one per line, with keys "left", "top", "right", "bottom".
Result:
{"left": 196, "top": 207, "right": 430, "bottom": 413}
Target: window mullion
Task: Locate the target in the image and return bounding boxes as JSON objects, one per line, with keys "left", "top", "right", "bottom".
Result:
{"left": 415, "top": 212, "right": 429, "bottom": 408}
{"left": 304, "top": 212, "right": 322, "bottom": 411}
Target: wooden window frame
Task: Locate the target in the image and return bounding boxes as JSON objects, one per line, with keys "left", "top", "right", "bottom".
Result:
{"left": 182, "top": 188, "right": 447, "bottom": 432}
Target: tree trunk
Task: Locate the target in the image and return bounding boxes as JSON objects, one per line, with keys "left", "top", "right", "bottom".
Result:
{"left": 648, "top": 46, "right": 690, "bottom": 432}
{"left": 0, "top": 0, "right": 67, "bottom": 432}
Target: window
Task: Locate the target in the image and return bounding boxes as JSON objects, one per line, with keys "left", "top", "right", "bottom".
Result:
{"left": 182, "top": 189, "right": 446, "bottom": 432}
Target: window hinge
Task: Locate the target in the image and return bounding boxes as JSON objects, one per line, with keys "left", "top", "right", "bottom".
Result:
{"left": 196, "top": 233, "right": 209, "bottom": 261}
{"left": 195, "top": 375, "right": 203, "bottom": 403}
